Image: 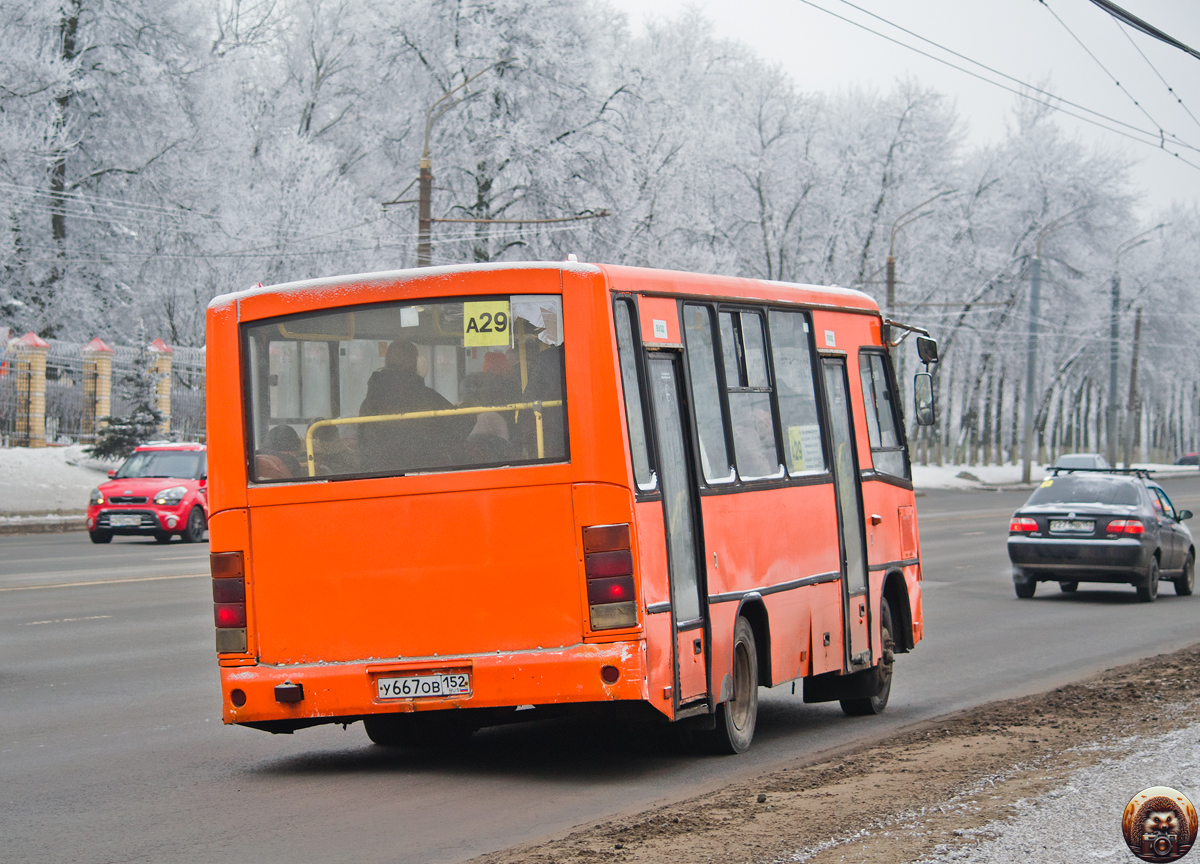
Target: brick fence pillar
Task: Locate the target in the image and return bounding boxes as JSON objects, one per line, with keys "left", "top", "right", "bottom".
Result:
{"left": 82, "top": 337, "right": 114, "bottom": 441}
{"left": 148, "top": 338, "right": 173, "bottom": 435}
{"left": 15, "top": 332, "right": 50, "bottom": 448}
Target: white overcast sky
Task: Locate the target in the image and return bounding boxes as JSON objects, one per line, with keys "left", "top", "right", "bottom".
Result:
{"left": 607, "top": 0, "right": 1200, "bottom": 220}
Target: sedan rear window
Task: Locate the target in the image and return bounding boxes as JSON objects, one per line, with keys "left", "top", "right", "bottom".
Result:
{"left": 1026, "top": 475, "right": 1141, "bottom": 507}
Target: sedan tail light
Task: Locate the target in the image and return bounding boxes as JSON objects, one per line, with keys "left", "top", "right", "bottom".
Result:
{"left": 582, "top": 523, "right": 637, "bottom": 630}
{"left": 1009, "top": 517, "right": 1038, "bottom": 532}
{"left": 1107, "top": 519, "right": 1146, "bottom": 535}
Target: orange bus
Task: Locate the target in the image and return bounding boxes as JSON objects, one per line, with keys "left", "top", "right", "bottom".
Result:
{"left": 205, "top": 262, "right": 935, "bottom": 753}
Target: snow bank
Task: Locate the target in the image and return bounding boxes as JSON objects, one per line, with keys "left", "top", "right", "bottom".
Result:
{"left": 0, "top": 445, "right": 114, "bottom": 513}
{"left": 919, "top": 720, "right": 1200, "bottom": 863}
{"left": 911, "top": 462, "right": 1198, "bottom": 490}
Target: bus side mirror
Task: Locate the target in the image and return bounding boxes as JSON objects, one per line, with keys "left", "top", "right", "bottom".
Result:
{"left": 914, "top": 372, "right": 936, "bottom": 426}
{"left": 916, "top": 336, "right": 938, "bottom": 365}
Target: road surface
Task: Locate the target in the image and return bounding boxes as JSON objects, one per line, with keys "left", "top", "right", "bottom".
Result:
{"left": 3, "top": 476, "right": 1200, "bottom": 863}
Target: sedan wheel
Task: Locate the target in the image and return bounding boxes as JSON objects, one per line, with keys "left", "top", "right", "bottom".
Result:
{"left": 1175, "top": 551, "right": 1195, "bottom": 596}
{"left": 1136, "top": 558, "right": 1160, "bottom": 603}
{"left": 1059, "top": 581, "right": 1078, "bottom": 593}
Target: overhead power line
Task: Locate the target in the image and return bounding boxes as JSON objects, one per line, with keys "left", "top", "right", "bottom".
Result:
{"left": 1083, "top": 0, "right": 1200, "bottom": 62}
{"left": 796, "top": 0, "right": 1200, "bottom": 171}
{"left": 1109, "top": 13, "right": 1200, "bottom": 135}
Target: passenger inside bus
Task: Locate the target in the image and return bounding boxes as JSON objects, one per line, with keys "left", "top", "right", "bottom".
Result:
{"left": 258, "top": 424, "right": 304, "bottom": 478}
{"left": 358, "top": 339, "right": 469, "bottom": 472}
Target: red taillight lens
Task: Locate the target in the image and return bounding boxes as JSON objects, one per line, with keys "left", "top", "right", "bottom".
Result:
{"left": 214, "top": 602, "right": 246, "bottom": 628}
{"left": 588, "top": 575, "right": 636, "bottom": 605}
{"left": 1009, "top": 517, "right": 1038, "bottom": 532}
{"left": 212, "top": 578, "right": 245, "bottom": 603}
{"left": 1108, "top": 519, "right": 1145, "bottom": 534}
{"left": 585, "top": 549, "right": 634, "bottom": 577}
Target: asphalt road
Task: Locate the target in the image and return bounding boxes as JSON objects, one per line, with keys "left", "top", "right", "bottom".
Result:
{"left": 4, "top": 477, "right": 1200, "bottom": 864}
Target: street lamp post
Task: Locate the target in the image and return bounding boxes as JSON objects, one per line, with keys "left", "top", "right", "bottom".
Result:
{"left": 884, "top": 192, "right": 953, "bottom": 355}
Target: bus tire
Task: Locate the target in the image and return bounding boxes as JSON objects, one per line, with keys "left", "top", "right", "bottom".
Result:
{"left": 181, "top": 507, "right": 207, "bottom": 543}
{"left": 697, "top": 616, "right": 758, "bottom": 754}
{"left": 840, "top": 597, "right": 894, "bottom": 717}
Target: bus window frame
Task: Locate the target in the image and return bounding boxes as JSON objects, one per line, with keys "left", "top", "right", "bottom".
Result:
{"left": 857, "top": 347, "right": 913, "bottom": 489}
{"left": 239, "top": 293, "right": 571, "bottom": 485}
{"left": 612, "top": 294, "right": 661, "bottom": 500}
{"left": 674, "top": 298, "right": 833, "bottom": 497}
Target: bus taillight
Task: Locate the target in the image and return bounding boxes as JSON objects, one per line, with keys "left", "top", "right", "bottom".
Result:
{"left": 211, "top": 551, "right": 248, "bottom": 653}
{"left": 583, "top": 524, "right": 638, "bottom": 630}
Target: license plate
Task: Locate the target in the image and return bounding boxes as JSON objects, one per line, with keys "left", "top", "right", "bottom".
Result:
{"left": 377, "top": 672, "right": 471, "bottom": 700}
{"left": 1050, "top": 519, "right": 1094, "bottom": 533}
{"left": 109, "top": 514, "right": 142, "bottom": 527}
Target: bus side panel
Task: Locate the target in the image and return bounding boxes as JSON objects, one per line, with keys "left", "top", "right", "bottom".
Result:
{"left": 809, "top": 582, "right": 845, "bottom": 674}
{"left": 861, "top": 479, "right": 920, "bottom": 660}
{"left": 700, "top": 485, "right": 841, "bottom": 686}
{"left": 634, "top": 501, "right": 674, "bottom": 718}
{"left": 763, "top": 589, "right": 811, "bottom": 685}
{"left": 205, "top": 298, "right": 247, "bottom": 514}
{"left": 247, "top": 485, "right": 581, "bottom": 665}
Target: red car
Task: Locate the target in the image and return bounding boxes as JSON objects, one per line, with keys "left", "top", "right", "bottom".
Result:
{"left": 86, "top": 442, "right": 208, "bottom": 544}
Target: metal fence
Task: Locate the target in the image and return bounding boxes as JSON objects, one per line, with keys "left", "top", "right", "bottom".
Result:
{"left": 1, "top": 335, "right": 206, "bottom": 446}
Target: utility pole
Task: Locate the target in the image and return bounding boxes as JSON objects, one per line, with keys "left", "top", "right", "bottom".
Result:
{"left": 412, "top": 60, "right": 511, "bottom": 267}
{"left": 1020, "top": 207, "right": 1091, "bottom": 483}
{"left": 1107, "top": 269, "right": 1119, "bottom": 465}
{"left": 1123, "top": 307, "right": 1143, "bottom": 468}
{"left": 1108, "top": 224, "right": 1167, "bottom": 465}
{"left": 1021, "top": 254, "right": 1041, "bottom": 484}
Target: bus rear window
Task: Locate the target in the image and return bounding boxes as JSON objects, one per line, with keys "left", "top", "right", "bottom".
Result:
{"left": 244, "top": 295, "right": 567, "bottom": 482}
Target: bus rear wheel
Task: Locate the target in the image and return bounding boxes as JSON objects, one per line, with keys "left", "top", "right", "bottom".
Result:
{"left": 695, "top": 616, "right": 758, "bottom": 754}
{"left": 840, "top": 598, "right": 894, "bottom": 717}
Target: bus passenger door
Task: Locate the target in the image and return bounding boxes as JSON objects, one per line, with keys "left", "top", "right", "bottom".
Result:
{"left": 646, "top": 353, "right": 709, "bottom": 706}
{"left": 821, "top": 358, "right": 872, "bottom": 672}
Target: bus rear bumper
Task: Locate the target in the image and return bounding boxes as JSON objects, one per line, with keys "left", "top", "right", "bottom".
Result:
{"left": 219, "top": 640, "right": 648, "bottom": 728}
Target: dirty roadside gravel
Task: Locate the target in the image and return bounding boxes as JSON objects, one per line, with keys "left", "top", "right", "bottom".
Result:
{"left": 467, "top": 641, "right": 1200, "bottom": 864}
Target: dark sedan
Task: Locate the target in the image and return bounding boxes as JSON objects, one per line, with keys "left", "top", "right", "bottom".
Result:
{"left": 1008, "top": 469, "right": 1195, "bottom": 602}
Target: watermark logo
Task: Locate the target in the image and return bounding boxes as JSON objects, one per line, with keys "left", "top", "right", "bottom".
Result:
{"left": 1123, "top": 787, "right": 1197, "bottom": 862}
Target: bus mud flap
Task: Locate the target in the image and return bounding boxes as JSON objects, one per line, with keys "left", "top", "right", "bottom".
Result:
{"left": 802, "top": 666, "right": 883, "bottom": 703}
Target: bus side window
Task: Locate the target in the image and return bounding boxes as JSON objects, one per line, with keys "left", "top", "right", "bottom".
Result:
{"left": 719, "top": 310, "right": 783, "bottom": 482}
{"left": 683, "top": 305, "right": 735, "bottom": 484}
{"left": 768, "top": 310, "right": 826, "bottom": 475}
{"left": 614, "top": 300, "right": 655, "bottom": 491}
{"left": 859, "top": 351, "right": 909, "bottom": 479}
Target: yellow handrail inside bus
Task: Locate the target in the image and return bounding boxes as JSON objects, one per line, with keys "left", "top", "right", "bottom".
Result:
{"left": 302, "top": 400, "right": 563, "bottom": 475}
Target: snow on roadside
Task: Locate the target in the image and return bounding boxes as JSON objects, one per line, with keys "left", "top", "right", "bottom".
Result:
{"left": 916, "top": 720, "right": 1200, "bottom": 863}
{"left": 911, "top": 462, "right": 1196, "bottom": 489}
{"left": 0, "top": 445, "right": 114, "bottom": 513}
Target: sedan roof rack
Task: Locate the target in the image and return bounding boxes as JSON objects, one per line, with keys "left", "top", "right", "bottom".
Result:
{"left": 1048, "top": 466, "right": 1152, "bottom": 479}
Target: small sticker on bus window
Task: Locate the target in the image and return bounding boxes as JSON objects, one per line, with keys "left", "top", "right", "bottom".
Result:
{"left": 824, "top": 330, "right": 836, "bottom": 347}
{"left": 1040, "top": 478, "right": 1054, "bottom": 487}
{"left": 400, "top": 307, "right": 420, "bottom": 327}
{"left": 653, "top": 319, "right": 668, "bottom": 339}
{"left": 463, "top": 301, "right": 510, "bottom": 346}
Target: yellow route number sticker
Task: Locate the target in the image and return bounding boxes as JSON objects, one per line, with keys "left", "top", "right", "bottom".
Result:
{"left": 463, "top": 301, "right": 510, "bottom": 347}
